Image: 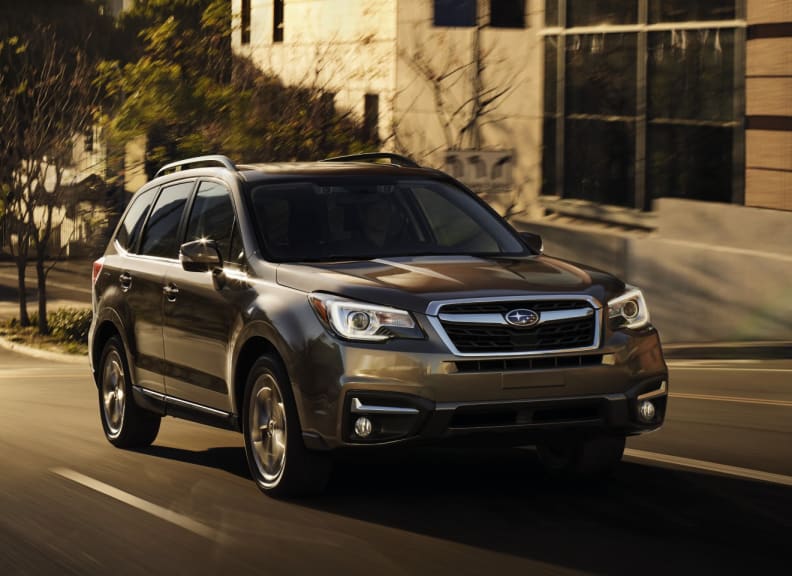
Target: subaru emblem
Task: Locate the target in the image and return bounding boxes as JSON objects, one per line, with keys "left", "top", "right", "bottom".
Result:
{"left": 504, "top": 308, "right": 540, "bottom": 327}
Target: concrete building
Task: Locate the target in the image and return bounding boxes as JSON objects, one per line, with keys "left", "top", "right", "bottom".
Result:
{"left": 232, "top": 0, "right": 541, "bottom": 215}
{"left": 232, "top": 0, "right": 791, "bottom": 216}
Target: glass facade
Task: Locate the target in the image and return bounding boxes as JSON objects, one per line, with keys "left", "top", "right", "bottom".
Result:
{"left": 542, "top": 0, "right": 744, "bottom": 210}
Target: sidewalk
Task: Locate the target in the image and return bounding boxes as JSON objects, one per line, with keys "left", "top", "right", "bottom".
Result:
{"left": 663, "top": 341, "right": 792, "bottom": 360}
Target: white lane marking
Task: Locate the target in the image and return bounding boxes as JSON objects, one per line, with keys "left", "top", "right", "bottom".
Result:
{"left": 667, "top": 359, "right": 783, "bottom": 365}
{"left": 669, "top": 392, "right": 792, "bottom": 408}
{"left": 52, "top": 468, "right": 220, "bottom": 541}
{"left": 624, "top": 449, "right": 792, "bottom": 487}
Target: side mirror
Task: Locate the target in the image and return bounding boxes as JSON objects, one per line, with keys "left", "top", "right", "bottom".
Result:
{"left": 520, "top": 232, "right": 543, "bottom": 254}
{"left": 180, "top": 239, "right": 223, "bottom": 272}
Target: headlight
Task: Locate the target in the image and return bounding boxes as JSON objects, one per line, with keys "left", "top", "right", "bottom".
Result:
{"left": 309, "top": 294, "right": 422, "bottom": 341}
{"left": 608, "top": 286, "right": 650, "bottom": 330}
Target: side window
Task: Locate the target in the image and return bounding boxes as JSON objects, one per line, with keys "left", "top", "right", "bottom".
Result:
{"left": 227, "top": 223, "right": 246, "bottom": 266}
{"left": 116, "top": 188, "right": 157, "bottom": 252}
{"left": 140, "top": 181, "right": 193, "bottom": 258}
{"left": 185, "top": 181, "right": 238, "bottom": 263}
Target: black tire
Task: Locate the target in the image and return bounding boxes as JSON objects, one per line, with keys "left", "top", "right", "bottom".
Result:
{"left": 98, "top": 336, "right": 160, "bottom": 448}
{"left": 242, "top": 355, "right": 331, "bottom": 497}
{"left": 537, "top": 434, "right": 625, "bottom": 478}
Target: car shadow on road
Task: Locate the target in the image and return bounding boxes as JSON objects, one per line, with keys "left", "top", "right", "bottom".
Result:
{"left": 137, "top": 440, "right": 791, "bottom": 574}
{"left": 308, "top": 447, "right": 791, "bottom": 575}
{"left": 135, "top": 445, "right": 251, "bottom": 481}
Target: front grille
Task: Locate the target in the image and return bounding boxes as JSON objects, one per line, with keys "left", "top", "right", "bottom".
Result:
{"left": 442, "top": 317, "right": 595, "bottom": 353}
{"left": 454, "top": 354, "right": 603, "bottom": 373}
{"left": 440, "top": 300, "right": 586, "bottom": 314}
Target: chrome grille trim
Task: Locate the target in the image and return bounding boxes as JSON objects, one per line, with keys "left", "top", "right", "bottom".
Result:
{"left": 427, "top": 295, "right": 602, "bottom": 358}
{"left": 438, "top": 307, "right": 594, "bottom": 326}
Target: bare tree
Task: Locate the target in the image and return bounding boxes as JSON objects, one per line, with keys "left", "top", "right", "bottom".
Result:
{"left": 395, "top": 16, "right": 515, "bottom": 154}
{"left": 0, "top": 27, "right": 99, "bottom": 333}
{"left": 1, "top": 38, "right": 34, "bottom": 327}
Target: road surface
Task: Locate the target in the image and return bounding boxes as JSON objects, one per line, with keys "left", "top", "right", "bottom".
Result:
{"left": 1, "top": 345, "right": 790, "bottom": 575}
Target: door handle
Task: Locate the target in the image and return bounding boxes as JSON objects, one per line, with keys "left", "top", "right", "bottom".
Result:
{"left": 163, "top": 283, "right": 179, "bottom": 302}
{"left": 119, "top": 272, "right": 132, "bottom": 291}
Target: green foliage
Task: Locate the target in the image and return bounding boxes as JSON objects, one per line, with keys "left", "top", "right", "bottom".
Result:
{"left": 100, "top": 0, "right": 376, "bottom": 172}
{"left": 47, "top": 308, "right": 93, "bottom": 344}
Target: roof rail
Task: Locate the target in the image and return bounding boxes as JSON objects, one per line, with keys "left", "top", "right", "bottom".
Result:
{"left": 154, "top": 155, "right": 236, "bottom": 179}
{"left": 320, "top": 152, "right": 420, "bottom": 168}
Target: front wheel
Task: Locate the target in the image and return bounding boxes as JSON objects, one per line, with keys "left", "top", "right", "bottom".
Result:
{"left": 98, "top": 336, "right": 160, "bottom": 448}
{"left": 537, "top": 434, "right": 625, "bottom": 478}
{"left": 242, "top": 356, "right": 331, "bottom": 497}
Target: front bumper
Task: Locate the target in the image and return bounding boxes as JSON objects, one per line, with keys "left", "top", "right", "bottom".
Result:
{"left": 295, "top": 327, "right": 668, "bottom": 450}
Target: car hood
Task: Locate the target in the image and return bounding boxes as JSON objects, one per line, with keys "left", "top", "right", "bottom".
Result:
{"left": 275, "top": 255, "right": 625, "bottom": 314}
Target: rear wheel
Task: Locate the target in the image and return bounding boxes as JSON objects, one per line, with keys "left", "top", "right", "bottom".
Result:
{"left": 242, "top": 356, "right": 331, "bottom": 497}
{"left": 537, "top": 434, "right": 625, "bottom": 478}
{"left": 98, "top": 336, "right": 160, "bottom": 448}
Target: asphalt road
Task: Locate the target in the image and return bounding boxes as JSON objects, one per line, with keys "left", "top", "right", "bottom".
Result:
{"left": 1, "top": 345, "right": 790, "bottom": 575}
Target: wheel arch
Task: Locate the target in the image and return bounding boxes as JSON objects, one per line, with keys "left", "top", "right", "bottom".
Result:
{"left": 233, "top": 335, "right": 289, "bottom": 425}
{"left": 90, "top": 311, "right": 128, "bottom": 387}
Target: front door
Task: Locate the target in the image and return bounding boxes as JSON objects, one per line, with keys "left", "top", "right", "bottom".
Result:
{"left": 162, "top": 180, "right": 246, "bottom": 413}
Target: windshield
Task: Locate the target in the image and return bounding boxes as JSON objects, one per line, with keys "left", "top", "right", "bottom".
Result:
{"left": 247, "top": 178, "right": 526, "bottom": 261}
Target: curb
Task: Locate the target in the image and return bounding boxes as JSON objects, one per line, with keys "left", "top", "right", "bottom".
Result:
{"left": 0, "top": 335, "right": 88, "bottom": 365}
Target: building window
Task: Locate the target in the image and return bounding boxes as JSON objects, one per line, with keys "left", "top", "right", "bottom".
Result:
{"left": 542, "top": 0, "right": 743, "bottom": 210}
{"left": 84, "top": 127, "right": 94, "bottom": 152}
{"left": 490, "top": 0, "right": 526, "bottom": 29}
{"left": 434, "top": 0, "right": 476, "bottom": 27}
{"left": 273, "top": 0, "right": 284, "bottom": 43}
{"left": 241, "top": 0, "right": 251, "bottom": 45}
{"left": 567, "top": 0, "right": 638, "bottom": 27}
{"left": 649, "top": 0, "right": 736, "bottom": 23}
{"left": 364, "top": 94, "right": 379, "bottom": 142}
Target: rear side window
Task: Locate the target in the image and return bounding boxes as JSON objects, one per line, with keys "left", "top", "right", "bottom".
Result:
{"left": 185, "top": 181, "right": 238, "bottom": 263}
{"left": 116, "top": 188, "right": 157, "bottom": 252}
{"left": 140, "top": 181, "right": 193, "bottom": 258}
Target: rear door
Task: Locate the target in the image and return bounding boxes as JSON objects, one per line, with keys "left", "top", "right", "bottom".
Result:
{"left": 130, "top": 180, "right": 195, "bottom": 394}
{"left": 104, "top": 186, "right": 164, "bottom": 394}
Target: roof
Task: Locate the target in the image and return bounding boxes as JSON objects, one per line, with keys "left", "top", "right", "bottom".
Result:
{"left": 236, "top": 161, "right": 445, "bottom": 183}
{"left": 150, "top": 153, "right": 450, "bottom": 186}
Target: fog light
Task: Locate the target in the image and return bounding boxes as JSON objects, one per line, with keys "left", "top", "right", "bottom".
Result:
{"left": 638, "top": 400, "right": 656, "bottom": 422}
{"left": 354, "top": 416, "right": 373, "bottom": 438}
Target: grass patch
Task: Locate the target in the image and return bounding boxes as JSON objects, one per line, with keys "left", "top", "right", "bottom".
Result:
{"left": 0, "top": 307, "right": 91, "bottom": 355}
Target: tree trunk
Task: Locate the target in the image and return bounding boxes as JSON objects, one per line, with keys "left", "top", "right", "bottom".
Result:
{"left": 36, "top": 258, "right": 48, "bottom": 335}
{"left": 15, "top": 260, "right": 30, "bottom": 327}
